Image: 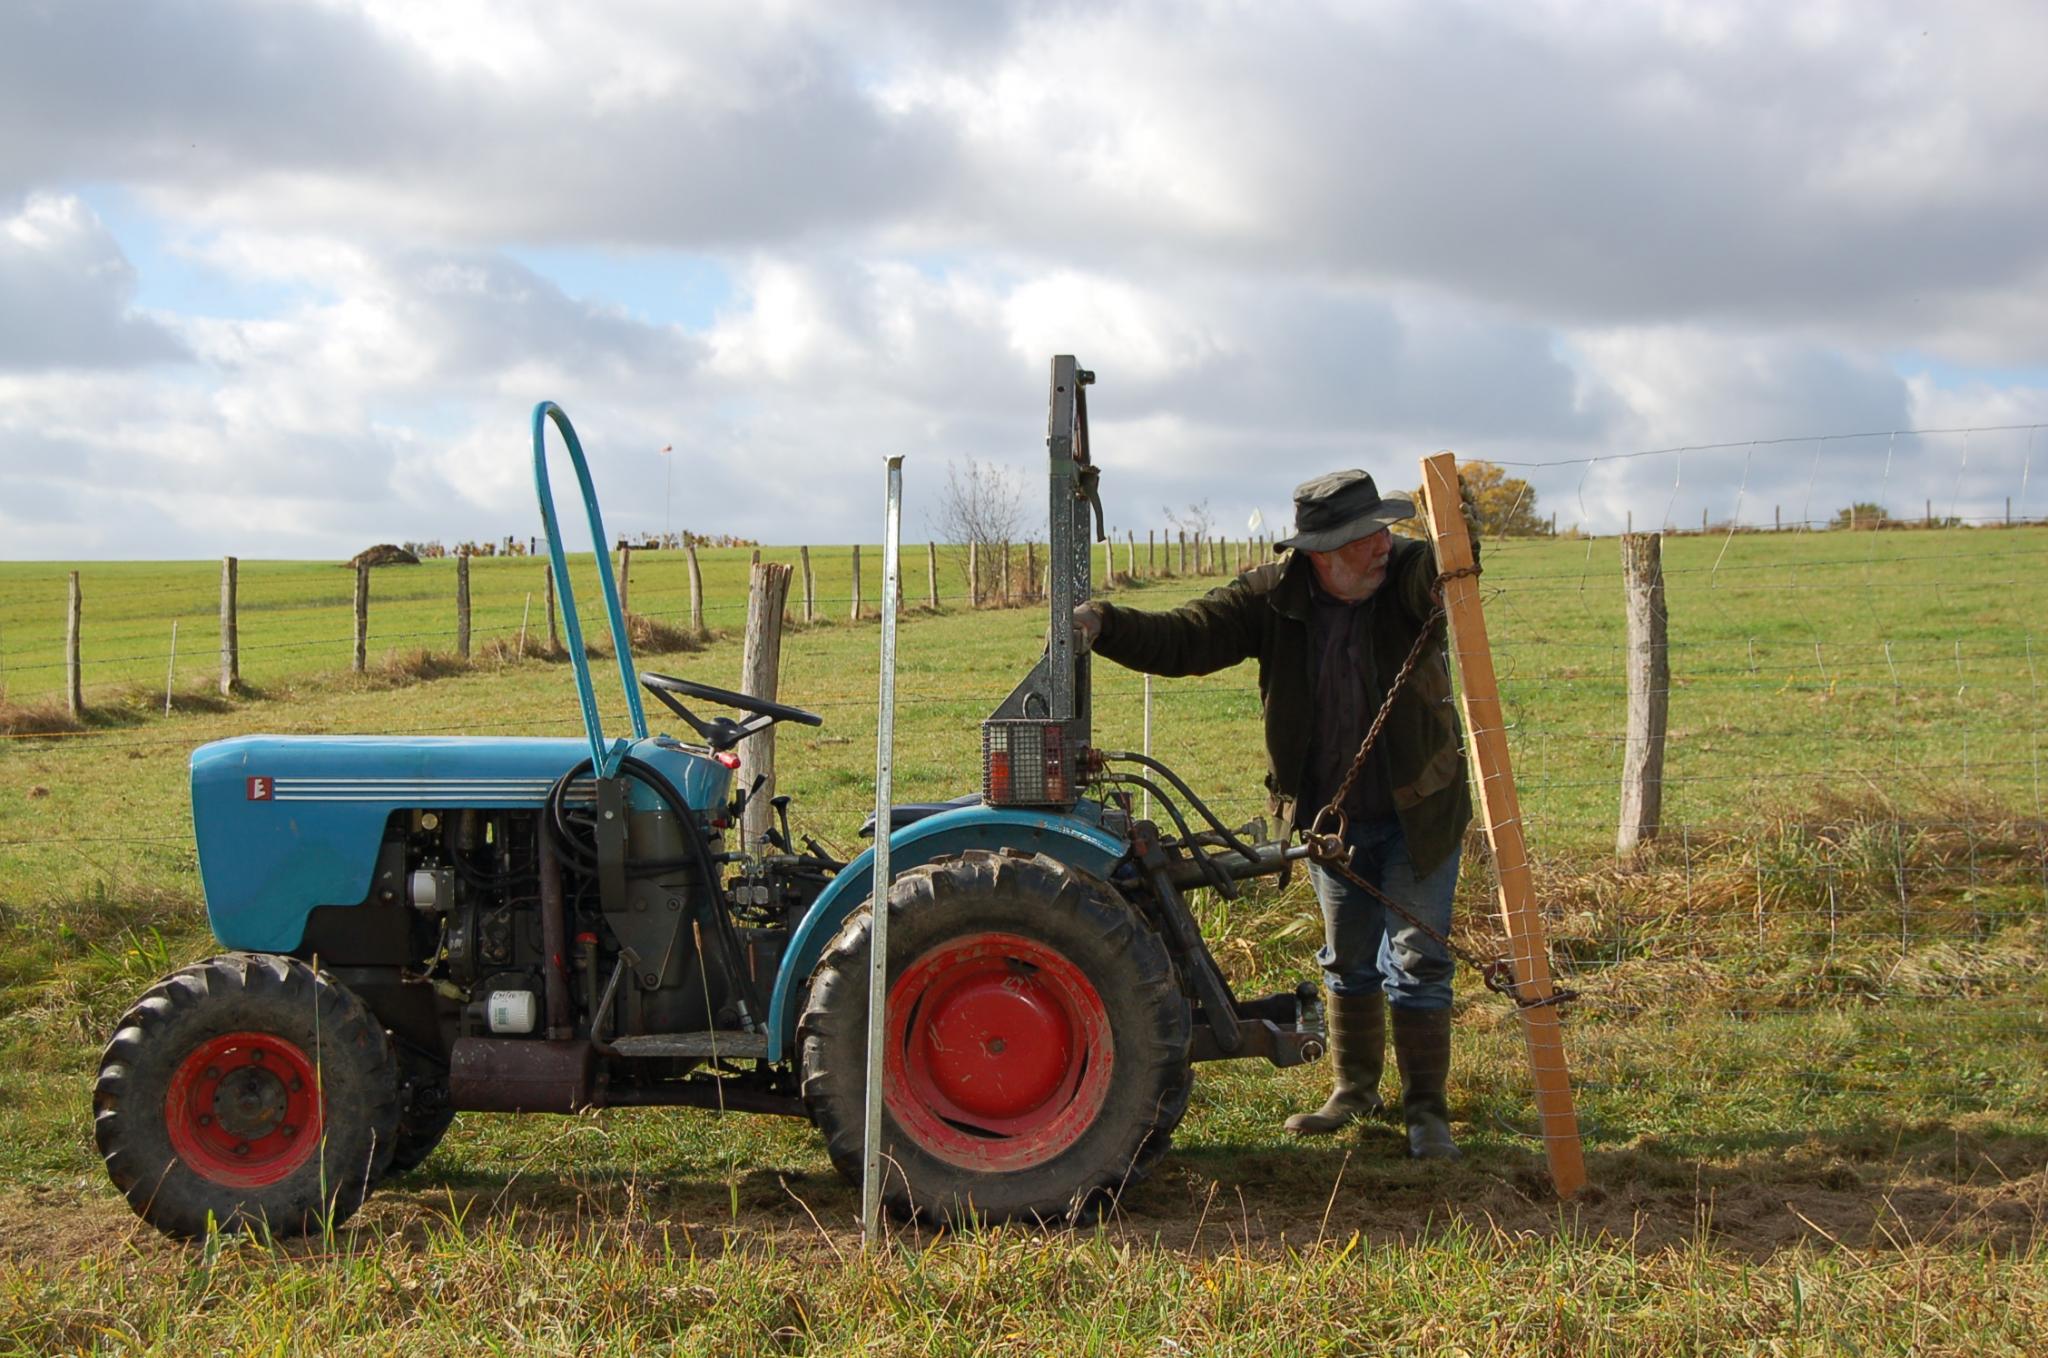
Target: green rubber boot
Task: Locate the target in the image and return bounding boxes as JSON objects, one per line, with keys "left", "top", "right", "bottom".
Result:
{"left": 1283, "top": 991, "right": 1385, "bottom": 1135}
{"left": 1392, "top": 1004, "right": 1462, "bottom": 1160}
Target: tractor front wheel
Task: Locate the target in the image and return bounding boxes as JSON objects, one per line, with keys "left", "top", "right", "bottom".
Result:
{"left": 94, "top": 954, "right": 401, "bottom": 1239}
{"left": 799, "top": 850, "right": 1192, "bottom": 1223}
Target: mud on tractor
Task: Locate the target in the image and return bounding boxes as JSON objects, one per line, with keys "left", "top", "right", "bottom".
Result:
{"left": 94, "top": 357, "right": 1324, "bottom": 1237}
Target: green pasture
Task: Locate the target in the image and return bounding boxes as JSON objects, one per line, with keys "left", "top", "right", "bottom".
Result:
{"left": 2, "top": 524, "right": 2046, "bottom": 1353}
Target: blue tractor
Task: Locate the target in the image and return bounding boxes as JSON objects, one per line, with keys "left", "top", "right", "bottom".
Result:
{"left": 94, "top": 358, "right": 1324, "bottom": 1237}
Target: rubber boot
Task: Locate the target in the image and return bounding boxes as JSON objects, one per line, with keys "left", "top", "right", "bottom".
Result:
{"left": 1391, "top": 1005, "right": 1462, "bottom": 1160}
{"left": 1283, "top": 991, "right": 1385, "bottom": 1135}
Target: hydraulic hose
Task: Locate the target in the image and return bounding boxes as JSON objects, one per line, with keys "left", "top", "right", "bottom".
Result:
{"left": 1096, "top": 750, "right": 1261, "bottom": 860}
{"left": 541, "top": 754, "right": 764, "bottom": 1028}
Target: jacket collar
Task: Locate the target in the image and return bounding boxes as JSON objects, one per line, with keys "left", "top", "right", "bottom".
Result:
{"left": 1270, "top": 537, "right": 1426, "bottom": 622}
{"left": 1268, "top": 551, "right": 1314, "bottom": 622}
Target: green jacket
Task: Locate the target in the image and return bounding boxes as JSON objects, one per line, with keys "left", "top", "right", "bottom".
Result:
{"left": 1092, "top": 538, "right": 1472, "bottom": 875}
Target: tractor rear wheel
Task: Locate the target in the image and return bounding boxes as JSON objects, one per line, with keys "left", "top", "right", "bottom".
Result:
{"left": 94, "top": 954, "right": 401, "bottom": 1239}
{"left": 799, "top": 850, "right": 1192, "bottom": 1223}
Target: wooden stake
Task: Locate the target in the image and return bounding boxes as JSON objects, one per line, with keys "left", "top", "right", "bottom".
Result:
{"left": 165, "top": 620, "right": 178, "bottom": 715}
{"left": 456, "top": 552, "right": 472, "bottom": 660}
{"left": 1617, "top": 533, "right": 1668, "bottom": 855}
{"left": 686, "top": 545, "right": 704, "bottom": 638}
{"left": 546, "top": 562, "right": 562, "bottom": 654}
{"left": 618, "top": 544, "right": 632, "bottom": 616}
{"left": 850, "top": 544, "right": 864, "bottom": 620}
{"left": 927, "top": 541, "right": 939, "bottom": 610}
{"left": 1421, "top": 451, "right": 1587, "bottom": 1201}
{"left": 739, "top": 561, "right": 793, "bottom": 847}
{"left": 353, "top": 561, "right": 369, "bottom": 673}
{"left": 800, "top": 545, "right": 815, "bottom": 623}
{"left": 65, "top": 571, "right": 83, "bottom": 718}
{"left": 219, "top": 556, "right": 239, "bottom": 696}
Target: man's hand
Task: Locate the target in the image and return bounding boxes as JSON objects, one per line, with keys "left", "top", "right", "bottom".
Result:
{"left": 1072, "top": 602, "right": 1104, "bottom": 651}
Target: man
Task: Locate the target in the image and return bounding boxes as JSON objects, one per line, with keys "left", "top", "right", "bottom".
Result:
{"left": 1075, "top": 471, "right": 1470, "bottom": 1158}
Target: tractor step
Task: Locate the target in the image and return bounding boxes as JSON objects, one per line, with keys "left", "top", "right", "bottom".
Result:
{"left": 609, "top": 1031, "right": 769, "bottom": 1060}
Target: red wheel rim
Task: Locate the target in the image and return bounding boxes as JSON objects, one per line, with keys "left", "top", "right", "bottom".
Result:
{"left": 885, "top": 931, "right": 1113, "bottom": 1171}
{"left": 164, "top": 1031, "right": 324, "bottom": 1188}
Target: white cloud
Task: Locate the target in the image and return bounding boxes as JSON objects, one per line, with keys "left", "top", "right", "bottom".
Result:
{"left": 3, "top": 2, "right": 2048, "bottom": 557}
{"left": 0, "top": 194, "right": 185, "bottom": 369}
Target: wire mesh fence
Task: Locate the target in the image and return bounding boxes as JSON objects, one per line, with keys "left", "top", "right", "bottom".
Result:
{"left": 3, "top": 429, "right": 2044, "bottom": 1163}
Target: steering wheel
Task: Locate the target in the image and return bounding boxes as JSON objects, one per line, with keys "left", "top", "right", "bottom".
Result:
{"left": 640, "top": 671, "right": 822, "bottom": 752}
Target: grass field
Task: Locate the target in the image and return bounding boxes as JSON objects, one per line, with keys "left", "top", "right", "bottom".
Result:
{"left": 2, "top": 525, "right": 2046, "bottom": 1354}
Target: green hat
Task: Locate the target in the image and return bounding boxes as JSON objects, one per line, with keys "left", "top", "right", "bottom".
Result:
{"left": 1274, "top": 470, "right": 1415, "bottom": 552}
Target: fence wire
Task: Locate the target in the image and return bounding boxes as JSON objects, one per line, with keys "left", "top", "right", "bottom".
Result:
{"left": 4, "top": 433, "right": 2045, "bottom": 1157}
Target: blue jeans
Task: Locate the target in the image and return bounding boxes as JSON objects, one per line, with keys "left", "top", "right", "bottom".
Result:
{"left": 1307, "top": 813, "right": 1459, "bottom": 1011}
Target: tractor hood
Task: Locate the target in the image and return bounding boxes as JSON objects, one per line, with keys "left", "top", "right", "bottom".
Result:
{"left": 190, "top": 734, "right": 730, "bottom": 951}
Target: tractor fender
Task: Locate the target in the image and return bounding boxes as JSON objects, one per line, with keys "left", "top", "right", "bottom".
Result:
{"left": 763, "top": 802, "right": 1127, "bottom": 1063}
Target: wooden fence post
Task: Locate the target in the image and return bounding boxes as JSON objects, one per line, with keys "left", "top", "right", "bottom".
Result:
{"left": 456, "top": 552, "right": 472, "bottom": 660}
{"left": 65, "top": 571, "right": 82, "bottom": 718}
{"left": 739, "top": 562, "right": 793, "bottom": 847}
{"left": 1126, "top": 529, "right": 1135, "bottom": 581}
{"left": 546, "top": 563, "right": 562, "bottom": 655}
{"left": 353, "top": 562, "right": 370, "bottom": 673}
{"left": 927, "top": 541, "right": 939, "bottom": 609}
{"left": 800, "top": 545, "right": 815, "bottom": 623}
{"left": 1617, "top": 532, "right": 1669, "bottom": 855}
{"left": 219, "top": 556, "right": 239, "bottom": 696}
{"left": 618, "top": 545, "right": 632, "bottom": 615}
{"left": 850, "top": 544, "right": 864, "bottom": 620}
{"left": 999, "top": 543, "right": 1011, "bottom": 607}
{"left": 1421, "top": 451, "right": 1586, "bottom": 1201}
{"left": 686, "top": 545, "right": 704, "bottom": 638}
{"left": 1102, "top": 535, "right": 1113, "bottom": 588}
{"left": 1178, "top": 530, "right": 1187, "bottom": 575}
{"left": 968, "top": 542, "right": 980, "bottom": 607}
{"left": 1147, "top": 529, "right": 1155, "bottom": 575}
{"left": 1025, "top": 543, "right": 1037, "bottom": 601}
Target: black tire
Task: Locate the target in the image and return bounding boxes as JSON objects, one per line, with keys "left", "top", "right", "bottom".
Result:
{"left": 799, "top": 849, "right": 1192, "bottom": 1224}
{"left": 93, "top": 954, "right": 402, "bottom": 1239}
{"left": 385, "top": 1049, "right": 455, "bottom": 1178}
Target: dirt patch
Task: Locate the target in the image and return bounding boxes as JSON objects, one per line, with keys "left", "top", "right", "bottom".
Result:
{"left": 8, "top": 1119, "right": 2040, "bottom": 1272}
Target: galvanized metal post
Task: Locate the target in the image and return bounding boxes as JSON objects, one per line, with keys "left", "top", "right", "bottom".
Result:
{"left": 1142, "top": 673, "right": 1153, "bottom": 823}
{"left": 863, "top": 455, "right": 905, "bottom": 1247}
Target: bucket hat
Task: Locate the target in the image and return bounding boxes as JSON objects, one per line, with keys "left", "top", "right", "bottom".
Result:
{"left": 1274, "top": 470, "right": 1416, "bottom": 552}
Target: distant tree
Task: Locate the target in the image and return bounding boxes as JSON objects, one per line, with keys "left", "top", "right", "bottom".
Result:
{"left": 1162, "top": 500, "right": 1216, "bottom": 538}
{"left": 1832, "top": 502, "right": 1890, "bottom": 531}
{"left": 1396, "top": 460, "right": 1544, "bottom": 539}
{"left": 936, "top": 459, "right": 1027, "bottom": 603}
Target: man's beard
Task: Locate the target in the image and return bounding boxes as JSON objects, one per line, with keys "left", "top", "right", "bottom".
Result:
{"left": 1320, "top": 555, "right": 1387, "bottom": 601}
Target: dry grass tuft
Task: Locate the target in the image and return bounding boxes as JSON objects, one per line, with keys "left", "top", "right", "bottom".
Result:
{"left": 620, "top": 611, "right": 704, "bottom": 656}
{"left": 0, "top": 700, "right": 82, "bottom": 737}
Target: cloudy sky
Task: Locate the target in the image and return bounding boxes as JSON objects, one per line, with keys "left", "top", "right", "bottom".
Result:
{"left": 4, "top": 0, "right": 2046, "bottom": 560}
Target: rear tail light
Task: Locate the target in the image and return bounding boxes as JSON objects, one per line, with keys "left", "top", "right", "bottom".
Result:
{"left": 982, "top": 720, "right": 1074, "bottom": 806}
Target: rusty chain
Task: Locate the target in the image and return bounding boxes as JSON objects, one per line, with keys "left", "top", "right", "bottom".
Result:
{"left": 1299, "top": 560, "right": 1578, "bottom": 1012}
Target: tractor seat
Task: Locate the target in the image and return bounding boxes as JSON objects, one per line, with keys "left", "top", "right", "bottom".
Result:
{"left": 857, "top": 795, "right": 980, "bottom": 838}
